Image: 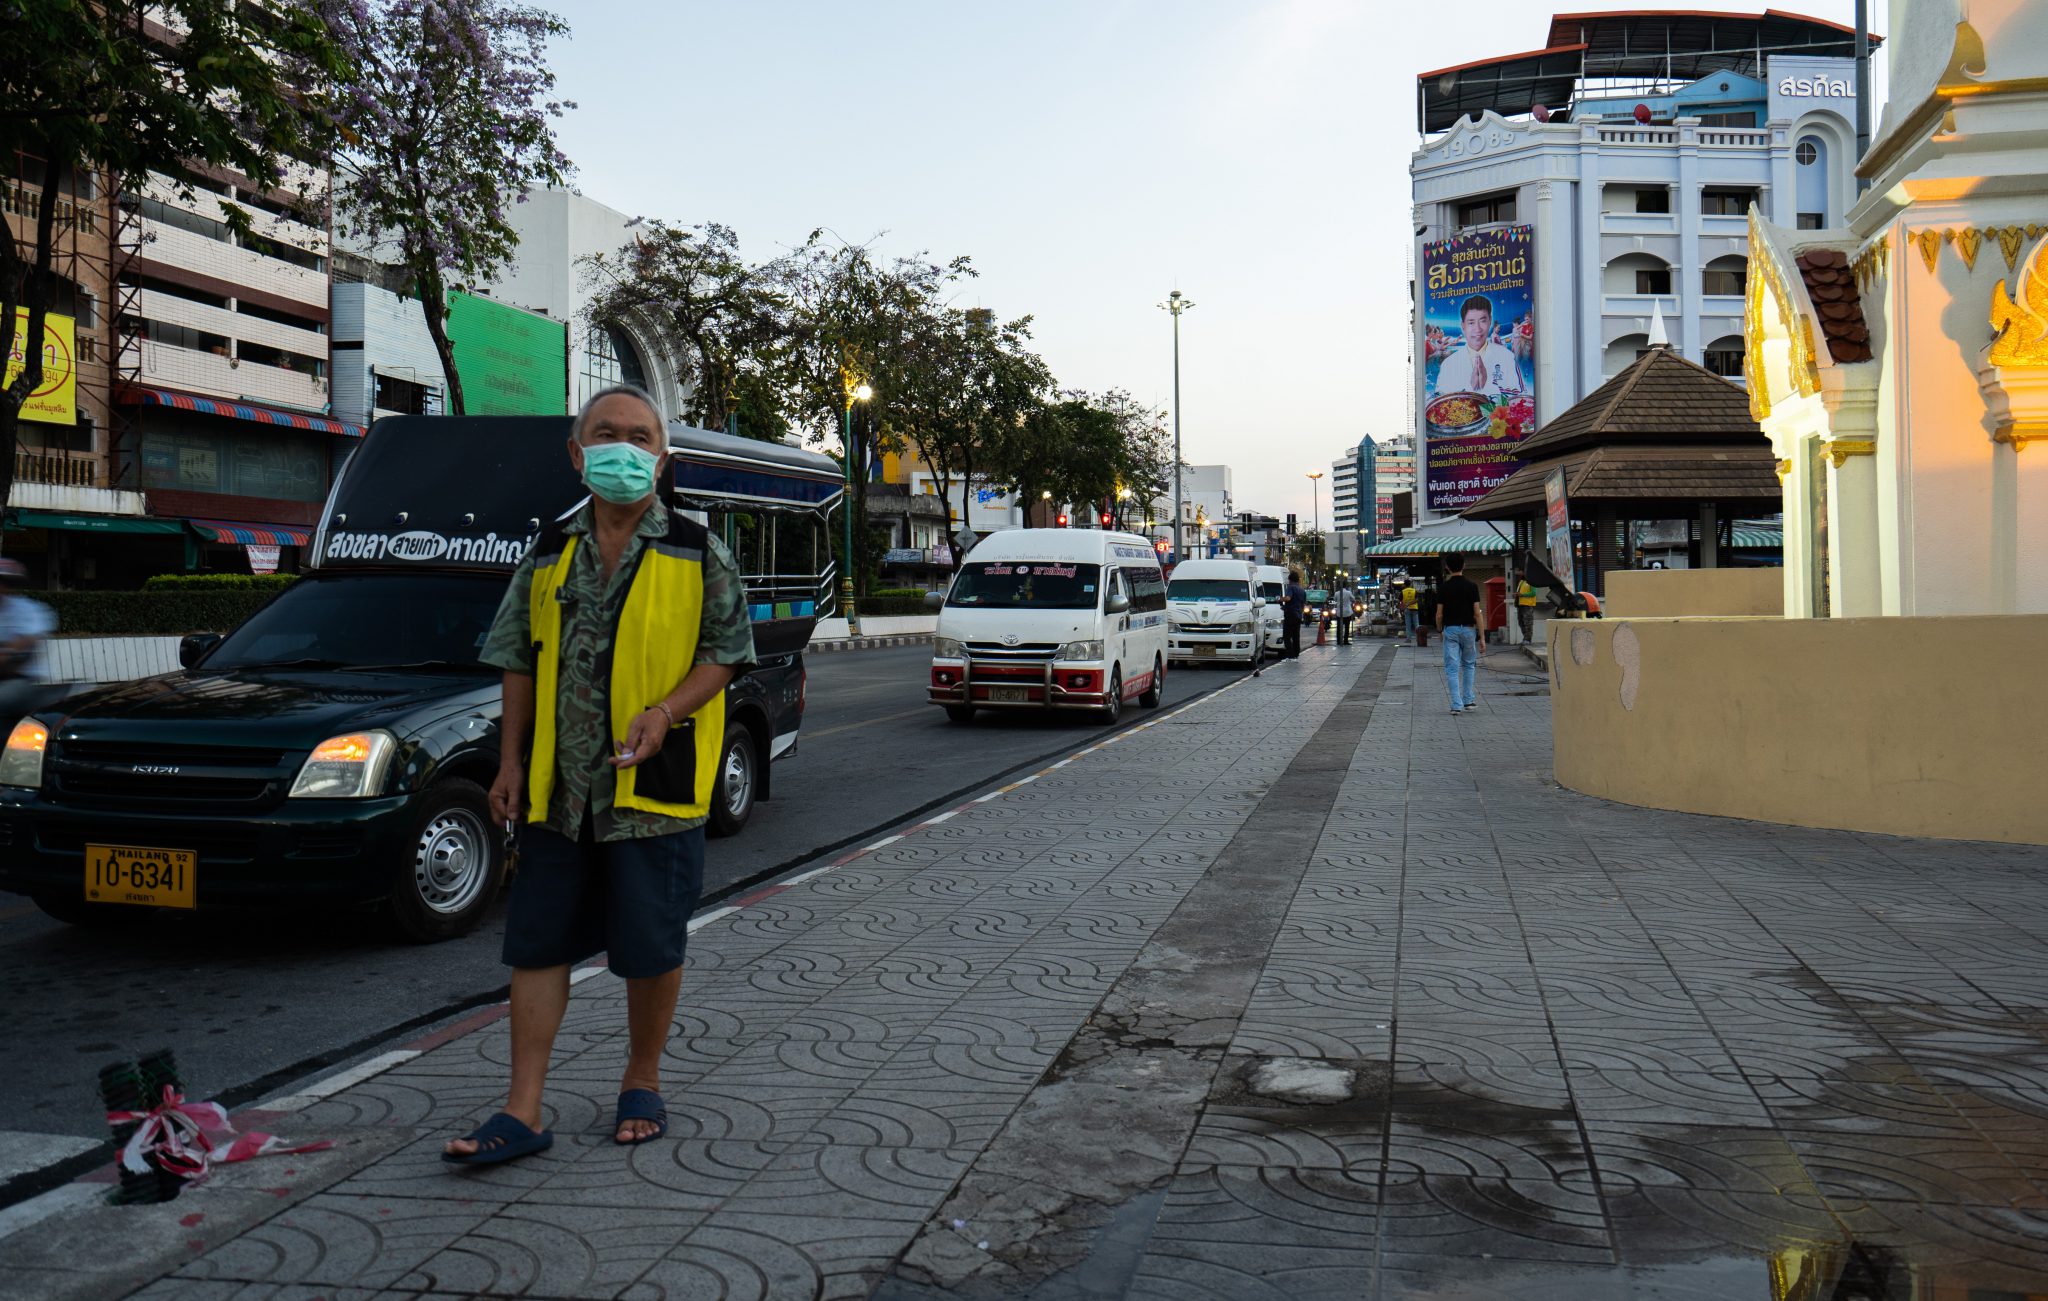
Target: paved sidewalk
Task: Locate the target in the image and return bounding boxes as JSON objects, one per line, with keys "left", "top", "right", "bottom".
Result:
{"left": 7, "top": 641, "right": 2048, "bottom": 1299}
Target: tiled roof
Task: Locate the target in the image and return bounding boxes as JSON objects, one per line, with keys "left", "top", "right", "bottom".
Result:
{"left": 1795, "top": 247, "right": 1873, "bottom": 364}
{"left": 1508, "top": 346, "right": 1765, "bottom": 462}
{"left": 1463, "top": 444, "right": 1784, "bottom": 520}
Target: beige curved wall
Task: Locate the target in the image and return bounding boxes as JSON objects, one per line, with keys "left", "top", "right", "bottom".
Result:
{"left": 1550, "top": 615, "right": 2048, "bottom": 845}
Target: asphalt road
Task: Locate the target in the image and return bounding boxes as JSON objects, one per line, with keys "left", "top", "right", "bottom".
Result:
{"left": 0, "top": 645, "right": 1238, "bottom": 1148}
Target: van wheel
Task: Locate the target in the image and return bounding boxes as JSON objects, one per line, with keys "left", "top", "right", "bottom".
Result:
{"left": 945, "top": 705, "right": 976, "bottom": 724}
{"left": 387, "top": 778, "right": 502, "bottom": 944}
{"left": 709, "top": 723, "right": 756, "bottom": 838}
{"left": 1098, "top": 668, "right": 1123, "bottom": 725}
{"left": 1139, "top": 656, "right": 1163, "bottom": 708}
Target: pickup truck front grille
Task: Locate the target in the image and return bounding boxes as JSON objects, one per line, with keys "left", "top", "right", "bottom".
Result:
{"left": 48, "top": 740, "right": 291, "bottom": 808}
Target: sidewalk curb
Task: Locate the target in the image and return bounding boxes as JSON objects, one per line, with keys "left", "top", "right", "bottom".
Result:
{"left": 805, "top": 633, "right": 932, "bottom": 653}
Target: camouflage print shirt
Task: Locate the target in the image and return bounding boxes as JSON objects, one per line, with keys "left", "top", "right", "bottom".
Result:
{"left": 481, "top": 500, "right": 756, "bottom": 841}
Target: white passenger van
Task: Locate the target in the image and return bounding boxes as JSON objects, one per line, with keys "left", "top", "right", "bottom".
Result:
{"left": 1255, "top": 564, "right": 1289, "bottom": 653}
{"left": 1166, "top": 557, "right": 1264, "bottom": 668}
{"left": 927, "top": 529, "right": 1168, "bottom": 725}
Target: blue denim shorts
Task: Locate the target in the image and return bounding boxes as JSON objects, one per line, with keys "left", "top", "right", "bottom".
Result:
{"left": 500, "top": 822, "right": 705, "bottom": 978}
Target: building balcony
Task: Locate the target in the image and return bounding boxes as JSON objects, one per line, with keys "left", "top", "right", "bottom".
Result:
{"left": 14, "top": 449, "right": 103, "bottom": 488}
{"left": 5, "top": 474, "right": 148, "bottom": 519}
{"left": 1697, "top": 127, "right": 1771, "bottom": 149}
{"left": 1700, "top": 294, "right": 1746, "bottom": 319}
{"left": 1600, "top": 212, "right": 1679, "bottom": 236}
{"left": 136, "top": 220, "right": 326, "bottom": 310}
{"left": 138, "top": 173, "right": 328, "bottom": 256}
{"left": 122, "top": 338, "right": 330, "bottom": 412}
{"left": 1700, "top": 213, "right": 1752, "bottom": 239}
{"left": 136, "top": 289, "right": 328, "bottom": 360}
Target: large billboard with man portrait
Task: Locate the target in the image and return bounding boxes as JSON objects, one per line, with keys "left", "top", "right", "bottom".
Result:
{"left": 1420, "top": 225, "right": 1537, "bottom": 512}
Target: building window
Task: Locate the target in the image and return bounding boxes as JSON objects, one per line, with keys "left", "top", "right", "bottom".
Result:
{"left": 238, "top": 339, "right": 326, "bottom": 379}
{"left": 1702, "top": 258, "right": 1748, "bottom": 296}
{"left": 1797, "top": 213, "right": 1825, "bottom": 230}
{"left": 240, "top": 230, "right": 324, "bottom": 273}
{"left": 237, "top": 300, "right": 326, "bottom": 334}
{"left": 1635, "top": 267, "right": 1673, "bottom": 295}
{"left": 129, "top": 274, "right": 229, "bottom": 311}
{"left": 1634, "top": 188, "right": 1670, "bottom": 215}
{"left": 1796, "top": 139, "right": 1819, "bottom": 165}
{"left": 1705, "top": 343, "right": 1746, "bottom": 377}
{"left": 1698, "top": 111, "right": 1758, "bottom": 128}
{"left": 133, "top": 316, "right": 230, "bottom": 355}
{"left": 1455, "top": 193, "right": 1516, "bottom": 229}
{"left": 375, "top": 372, "right": 434, "bottom": 415}
{"left": 135, "top": 195, "right": 232, "bottom": 243}
{"left": 140, "top": 427, "right": 330, "bottom": 501}
{"left": 582, "top": 322, "right": 650, "bottom": 397}
{"left": 1700, "top": 188, "right": 1757, "bottom": 216}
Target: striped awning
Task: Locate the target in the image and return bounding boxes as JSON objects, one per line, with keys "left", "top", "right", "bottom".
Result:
{"left": 121, "top": 385, "right": 365, "bottom": 438}
{"left": 1359, "top": 532, "right": 1512, "bottom": 558}
{"left": 189, "top": 518, "right": 313, "bottom": 546}
{"left": 1732, "top": 526, "right": 1783, "bottom": 548}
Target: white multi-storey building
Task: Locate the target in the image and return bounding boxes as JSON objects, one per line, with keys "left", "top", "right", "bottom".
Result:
{"left": 1410, "top": 9, "right": 1868, "bottom": 516}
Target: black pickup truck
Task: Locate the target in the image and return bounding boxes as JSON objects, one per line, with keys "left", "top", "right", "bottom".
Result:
{"left": 0, "top": 416, "right": 844, "bottom": 940}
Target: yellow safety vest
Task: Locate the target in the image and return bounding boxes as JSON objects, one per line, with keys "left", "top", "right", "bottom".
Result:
{"left": 524, "top": 513, "right": 725, "bottom": 822}
{"left": 1517, "top": 581, "right": 1537, "bottom": 607}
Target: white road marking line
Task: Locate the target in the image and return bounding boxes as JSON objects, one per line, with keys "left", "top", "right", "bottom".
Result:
{"left": 923, "top": 810, "right": 958, "bottom": 823}
{"left": 261, "top": 1050, "right": 420, "bottom": 1113}
{"left": 688, "top": 906, "right": 737, "bottom": 933}
{"left": 863, "top": 834, "right": 905, "bottom": 851}
{"left": 0, "top": 1131, "right": 96, "bottom": 1186}
{"left": 1050, "top": 759, "right": 1071, "bottom": 768}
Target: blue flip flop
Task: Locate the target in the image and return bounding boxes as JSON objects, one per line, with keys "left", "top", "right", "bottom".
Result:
{"left": 614, "top": 1088, "right": 668, "bottom": 1145}
{"left": 442, "top": 1111, "right": 553, "bottom": 1166}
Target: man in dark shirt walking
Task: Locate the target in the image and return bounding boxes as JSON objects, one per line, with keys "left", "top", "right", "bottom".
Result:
{"left": 1282, "top": 569, "right": 1307, "bottom": 659}
{"left": 1436, "top": 552, "right": 1485, "bottom": 713}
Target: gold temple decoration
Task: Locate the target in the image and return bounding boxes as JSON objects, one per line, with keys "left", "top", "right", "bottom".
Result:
{"left": 1823, "top": 439, "right": 1877, "bottom": 469}
{"left": 1989, "top": 234, "right": 2048, "bottom": 369}
{"left": 1852, "top": 236, "right": 1890, "bottom": 289}
{"left": 1914, "top": 228, "right": 1950, "bottom": 273}
{"left": 1954, "top": 227, "right": 1982, "bottom": 271}
{"left": 1996, "top": 225, "right": 2029, "bottom": 272}
{"left": 1775, "top": 458, "right": 1792, "bottom": 479}
{"left": 1744, "top": 211, "right": 1821, "bottom": 423}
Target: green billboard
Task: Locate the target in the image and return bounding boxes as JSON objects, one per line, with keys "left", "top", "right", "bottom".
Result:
{"left": 445, "top": 290, "right": 569, "bottom": 415}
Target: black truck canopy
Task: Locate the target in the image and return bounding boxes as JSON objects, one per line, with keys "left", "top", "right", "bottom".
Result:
{"left": 315, "top": 416, "right": 844, "bottom": 573}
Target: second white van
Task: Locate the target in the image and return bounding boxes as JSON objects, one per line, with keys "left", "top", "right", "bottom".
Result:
{"left": 1255, "top": 564, "right": 1289, "bottom": 654}
{"left": 1166, "top": 557, "right": 1264, "bottom": 668}
{"left": 927, "top": 529, "right": 1169, "bottom": 725}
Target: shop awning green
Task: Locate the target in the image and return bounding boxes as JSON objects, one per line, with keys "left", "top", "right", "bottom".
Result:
{"left": 1359, "top": 532, "right": 1512, "bottom": 559}
{"left": 4, "top": 509, "right": 187, "bottom": 535}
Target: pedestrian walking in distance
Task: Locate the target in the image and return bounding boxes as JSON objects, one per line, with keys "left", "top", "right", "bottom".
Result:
{"left": 1516, "top": 574, "right": 1539, "bottom": 643}
{"left": 1415, "top": 579, "right": 1437, "bottom": 649}
{"left": 444, "top": 384, "right": 757, "bottom": 1165}
{"left": 1282, "top": 568, "right": 1308, "bottom": 659}
{"left": 1437, "top": 552, "right": 1486, "bottom": 714}
{"left": 1333, "top": 586, "right": 1357, "bottom": 645}
{"left": 1400, "top": 578, "right": 1420, "bottom": 645}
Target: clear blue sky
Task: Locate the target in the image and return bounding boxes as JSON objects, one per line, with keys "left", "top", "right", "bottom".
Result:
{"left": 546, "top": 0, "right": 1876, "bottom": 525}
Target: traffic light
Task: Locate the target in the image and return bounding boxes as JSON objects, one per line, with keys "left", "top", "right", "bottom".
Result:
{"left": 1286, "top": 513, "right": 1298, "bottom": 537}
{"left": 1056, "top": 512, "right": 1069, "bottom": 528}
{"left": 1099, "top": 510, "right": 1113, "bottom": 528}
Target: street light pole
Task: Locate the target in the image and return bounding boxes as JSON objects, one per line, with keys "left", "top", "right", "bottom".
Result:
{"left": 1161, "top": 289, "right": 1194, "bottom": 563}
{"left": 841, "top": 382, "right": 873, "bottom": 634}
{"left": 1306, "top": 470, "right": 1325, "bottom": 581}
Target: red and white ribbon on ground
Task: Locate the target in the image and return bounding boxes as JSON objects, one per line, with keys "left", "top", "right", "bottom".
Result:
{"left": 107, "top": 1086, "right": 332, "bottom": 1183}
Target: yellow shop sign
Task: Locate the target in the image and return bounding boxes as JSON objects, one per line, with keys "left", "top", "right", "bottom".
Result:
{"left": 4, "top": 308, "right": 76, "bottom": 425}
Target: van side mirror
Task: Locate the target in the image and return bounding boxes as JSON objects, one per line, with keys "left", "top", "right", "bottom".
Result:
{"left": 1253, "top": 597, "right": 1266, "bottom": 611}
{"left": 1105, "top": 592, "right": 1131, "bottom": 614}
{"left": 179, "top": 632, "right": 224, "bottom": 668}
{"left": 923, "top": 590, "right": 945, "bottom": 611}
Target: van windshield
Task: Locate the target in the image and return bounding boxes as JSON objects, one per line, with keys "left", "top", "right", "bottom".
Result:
{"left": 204, "top": 572, "right": 506, "bottom": 671}
{"left": 947, "top": 561, "right": 1101, "bottom": 610}
{"left": 1260, "top": 582, "right": 1284, "bottom": 600}
{"left": 1169, "top": 579, "right": 1250, "bottom": 601}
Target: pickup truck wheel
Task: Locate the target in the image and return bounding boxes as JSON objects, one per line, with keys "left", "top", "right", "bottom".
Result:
{"left": 1139, "top": 656, "right": 1163, "bottom": 708}
{"left": 388, "top": 779, "right": 501, "bottom": 944}
{"left": 944, "top": 705, "right": 976, "bottom": 724}
{"left": 708, "top": 723, "right": 756, "bottom": 838}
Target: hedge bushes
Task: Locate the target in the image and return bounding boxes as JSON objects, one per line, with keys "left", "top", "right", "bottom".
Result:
{"left": 47, "top": 590, "right": 276, "bottom": 636}
{"left": 857, "top": 596, "right": 931, "bottom": 618}
{"left": 143, "top": 573, "right": 298, "bottom": 592}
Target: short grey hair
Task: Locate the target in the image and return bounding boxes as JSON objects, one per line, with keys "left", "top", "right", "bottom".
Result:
{"left": 571, "top": 383, "right": 665, "bottom": 442}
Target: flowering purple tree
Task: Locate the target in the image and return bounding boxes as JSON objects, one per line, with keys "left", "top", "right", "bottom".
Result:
{"left": 324, "top": 0, "right": 571, "bottom": 415}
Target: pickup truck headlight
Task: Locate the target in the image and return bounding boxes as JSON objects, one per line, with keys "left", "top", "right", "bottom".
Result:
{"left": 1059, "top": 640, "right": 1104, "bottom": 661}
{"left": 932, "top": 636, "right": 965, "bottom": 659}
{"left": 1232, "top": 621, "right": 1255, "bottom": 633}
{"left": 0, "top": 718, "right": 48, "bottom": 789}
{"left": 289, "top": 730, "right": 398, "bottom": 799}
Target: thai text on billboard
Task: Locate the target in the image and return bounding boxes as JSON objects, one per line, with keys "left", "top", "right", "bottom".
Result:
{"left": 5, "top": 309, "right": 76, "bottom": 425}
{"left": 1420, "top": 225, "right": 1536, "bottom": 512}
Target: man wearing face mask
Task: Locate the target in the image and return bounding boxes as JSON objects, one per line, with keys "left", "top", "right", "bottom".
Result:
{"left": 444, "top": 384, "right": 755, "bottom": 1165}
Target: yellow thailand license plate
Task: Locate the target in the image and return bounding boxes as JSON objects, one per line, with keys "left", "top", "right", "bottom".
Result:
{"left": 85, "top": 844, "right": 197, "bottom": 910}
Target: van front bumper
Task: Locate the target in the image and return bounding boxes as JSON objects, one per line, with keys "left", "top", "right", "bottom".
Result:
{"left": 1168, "top": 630, "right": 1259, "bottom": 663}
{"left": 0, "top": 791, "right": 420, "bottom": 909}
{"left": 928, "top": 659, "right": 1115, "bottom": 710}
